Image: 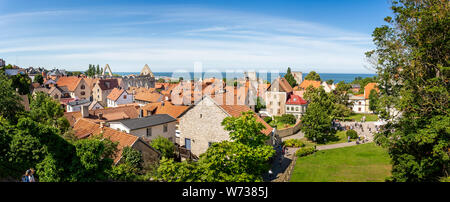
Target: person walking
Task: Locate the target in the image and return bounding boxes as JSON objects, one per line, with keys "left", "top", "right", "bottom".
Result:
{"left": 29, "top": 168, "right": 36, "bottom": 182}
{"left": 21, "top": 170, "right": 31, "bottom": 182}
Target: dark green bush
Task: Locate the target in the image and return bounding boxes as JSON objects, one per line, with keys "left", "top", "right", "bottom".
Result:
{"left": 279, "top": 114, "right": 296, "bottom": 125}
{"left": 346, "top": 129, "right": 358, "bottom": 139}
{"left": 295, "top": 147, "right": 316, "bottom": 157}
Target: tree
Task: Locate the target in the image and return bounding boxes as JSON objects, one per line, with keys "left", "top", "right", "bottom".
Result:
{"left": 33, "top": 74, "right": 44, "bottom": 85}
{"left": 300, "top": 86, "right": 335, "bottom": 143}
{"left": 11, "top": 73, "right": 31, "bottom": 95}
{"left": 284, "top": 67, "right": 297, "bottom": 87}
{"left": 156, "top": 111, "right": 275, "bottom": 182}
{"left": 254, "top": 97, "right": 266, "bottom": 113}
{"left": 96, "top": 64, "right": 100, "bottom": 75}
{"left": 366, "top": 0, "right": 449, "bottom": 182}
{"left": 0, "top": 72, "right": 25, "bottom": 122}
{"left": 29, "top": 92, "right": 69, "bottom": 134}
{"left": 368, "top": 89, "right": 379, "bottom": 112}
{"left": 304, "top": 71, "right": 321, "bottom": 81}
{"left": 221, "top": 111, "right": 269, "bottom": 147}
{"left": 326, "top": 79, "right": 334, "bottom": 85}
{"left": 157, "top": 78, "right": 165, "bottom": 83}
{"left": 150, "top": 136, "right": 175, "bottom": 159}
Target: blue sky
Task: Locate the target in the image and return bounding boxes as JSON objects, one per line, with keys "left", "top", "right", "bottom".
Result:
{"left": 0, "top": 0, "right": 392, "bottom": 73}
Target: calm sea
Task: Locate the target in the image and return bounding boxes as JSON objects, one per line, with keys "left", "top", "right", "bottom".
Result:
{"left": 114, "top": 72, "right": 376, "bottom": 83}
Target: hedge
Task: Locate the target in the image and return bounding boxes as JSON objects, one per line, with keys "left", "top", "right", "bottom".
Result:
{"left": 346, "top": 129, "right": 358, "bottom": 139}
{"left": 295, "top": 147, "right": 316, "bottom": 157}
{"left": 283, "top": 139, "right": 305, "bottom": 148}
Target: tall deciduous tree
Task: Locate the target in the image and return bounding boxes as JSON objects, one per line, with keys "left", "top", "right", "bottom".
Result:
{"left": 301, "top": 86, "right": 335, "bottom": 143}
{"left": 366, "top": 0, "right": 449, "bottom": 182}
{"left": 304, "top": 71, "right": 321, "bottom": 81}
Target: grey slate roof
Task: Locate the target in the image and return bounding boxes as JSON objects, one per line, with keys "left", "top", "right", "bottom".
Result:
{"left": 117, "top": 114, "right": 176, "bottom": 130}
{"left": 67, "top": 99, "right": 91, "bottom": 106}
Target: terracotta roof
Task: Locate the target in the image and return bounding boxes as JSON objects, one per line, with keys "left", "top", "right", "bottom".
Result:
{"left": 142, "top": 102, "right": 190, "bottom": 118}
{"left": 107, "top": 88, "right": 125, "bottom": 101}
{"left": 73, "top": 119, "right": 139, "bottom": 163}
{"left": 364, "top": 83, "right": 379, "bottom": 99}
{"left": 83, "top": 77, "right": 99, "bottom": 90}
{"left": 269, "top": 77, "right": 293, "bottom": 93}
{"left": 219, "top": 105, "right": 273, "bottom": 136}
{"left": 56, "top": 76, "right": 82, "bottom": 92}
{"left": 134, "top": 91, "right": 163, "bottom": 103}
{"left": 299, "top": 80, "right": 321, "bottom": 90}
{"left": 64, "top": 105, "right": 140, "bottom": 126}
{"left": 286, "top": 94, "right": 307, "bottom": 105}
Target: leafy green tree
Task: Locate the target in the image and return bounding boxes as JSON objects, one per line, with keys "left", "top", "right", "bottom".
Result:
{"left": 11, "top": 73, "right": 31, "bottom": 95}
{"left": 157, "top": 78, "right": 165, "bottom": 83}
{"left": 366, "top": 0, "right": 449, "bottom": 181}
{"left": 33, "top": 74, "right": 44, "bottom": 85}
{"left": 368, "top": 89, "right": 379, "bottom": 112}
{"left": 221, "top": 111, "right": 269, "bottom": 147}
{"left": 156, "top": 111, "right": 275, "bottom": 182}
{"left": 284, "top": 67, "right": 297, "bottom": 87}
{"left": 150, "top": 136, "right": 175, "bottom": 159}
{"left": 279, "top": 114, "right": 296, "bottom": 125}
{"left": 30, "top": 92, "right": 69, "bottom": 133}
{"left": 304, "top": 71, "right": 321, "bottom": 81}
{"left": 0, "top": 72, "right": 25, "bottom": 122}
{"left": 122, "top": 146, "right": 143, "bottom": 169}
{"left": 326, "top": 79, "right": 334, "bottom": 85}
{"left": 301, "top": 86, "right": 335, "bottom": 143}
{"left": 96, "top": 64, "right": 100, "bottom": 75}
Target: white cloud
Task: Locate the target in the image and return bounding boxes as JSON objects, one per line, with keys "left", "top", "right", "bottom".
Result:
{"left": 1, "top": 5, "right": 375, "bottom": 73}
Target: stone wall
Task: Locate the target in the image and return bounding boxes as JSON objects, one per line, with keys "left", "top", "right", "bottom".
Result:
{"left": 276, "top": 121, "right": 302, "bottom": 138}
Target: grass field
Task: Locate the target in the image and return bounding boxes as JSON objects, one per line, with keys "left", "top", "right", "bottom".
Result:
{"left": 342, "top": 113, "right": 379, "bottom": 122}
{"left": 290, "top": 143, "right": 391, "bottom": 182}
{"left": 299, "top": 131, "right": 356, "bottom": 146}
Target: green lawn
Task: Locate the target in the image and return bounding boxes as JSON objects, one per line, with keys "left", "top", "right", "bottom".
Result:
{"left": 299, "top": 131, "right": 356, "bottom": 146}
{"left": 342, "top": 113, "right": 379, "bottom": 122}
{"left": 291, "top": 143, "right": 391, "bottom": 182}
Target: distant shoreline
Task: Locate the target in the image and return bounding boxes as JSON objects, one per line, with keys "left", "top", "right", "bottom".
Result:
{"left": 113, "top": 72, "right": 377, "bottom": 83}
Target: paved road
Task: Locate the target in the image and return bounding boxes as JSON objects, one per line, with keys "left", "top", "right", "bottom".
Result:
{"left": 267, "top": 121, "right": 380, "bottom": 181}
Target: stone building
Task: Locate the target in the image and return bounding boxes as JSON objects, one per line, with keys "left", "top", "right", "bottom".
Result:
{"left": 120, "top": 64, "right": 156, "bottom": 90}
{"left": 265, "top": 77, "right": 293, "bottom": 116}
{"left": 178, "top": 96, "right": 274, "bottom": 157}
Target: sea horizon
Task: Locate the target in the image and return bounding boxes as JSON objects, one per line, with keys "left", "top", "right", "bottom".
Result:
{"left": 113, "top": 72, "right": 377, "bottom": 83}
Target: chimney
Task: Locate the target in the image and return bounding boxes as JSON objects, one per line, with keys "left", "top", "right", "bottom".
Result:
{"left": 98, "top": 113, "right": 103, "bottom": 120}
{"left": 81, "top": 105, "right": 89, "bottom": 118}
{"left": 139, "top": 109, "right": 143, "bottom": 118}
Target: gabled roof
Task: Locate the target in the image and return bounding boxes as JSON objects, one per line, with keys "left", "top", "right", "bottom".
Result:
{"left": 142, "top": 102, "right": 190, "bottom": 118}
{"left": 299, "top": 80, "right": 321, "bottom": 90}
{"left": 134, "top": 91, "right": 162, "bottom": 103}
{"left": 115, "top": 114, "right": 177, "bottom": 130}
{"left": 286, "top": 94, "right": 307, "bottom": 105}
{"left": 107, "top": 88, "right": 126, "bottom": 101}
{"left": 56, "top": 76, "right": 82, "bottom": 92}
{"left": 89, "top": 100, "right": 104, "bottom": 110}
{"left": 64, "top": 105, "right": 140, "bottom": 126}
{"left": 364, "top": 83, "right": 379, "bottom": 99}
{"left": 73, "top": 119, "right": 139, "bottom": 164}
{"left": 268, "top": 77, "right": 293, "bottom": 93}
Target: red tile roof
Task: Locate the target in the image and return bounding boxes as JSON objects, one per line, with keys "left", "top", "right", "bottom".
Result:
{"left": 73, "top": 119, "right": 138, "bottom": 163}
{"left": 107, "top": 88, "right": 125, "bottom": 101}
{"left": 299, "top": 80, "right": 321, "bottom": 90}
{"left": 219, "top": 104, "right": 273, "bottom": 136}
{"left": 364, "top": 83, "right": 379, "bottom": 99}
{"left": 56, "top": 76, "right": 82, "bottom": 92}
{"left": 286, "top": 94, "right": 307, "bottom": 105}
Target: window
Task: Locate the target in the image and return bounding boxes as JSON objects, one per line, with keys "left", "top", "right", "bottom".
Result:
{"left": 123, "top": 95, "right": 127, "bottom": 99}
{"left": 81, "top": 91, "right": 85, "bottom": 95}
{"left": 146, "top": 127, "right": 152, "bottom": 137}
{"left": 358, "top": 107, "right": 361, "bottom": 112}
{"left": 296, "top": 107, "right": 299, "bottom": 111}
{"left": 163, "top": 124, "right": 168, "bottom": 132}
{"left": 81, "top": 85, "right": 85, "bottom": 89}
{"left": 358, "top": 102, "right": 361, "bottom": 105}
{"left": 200, "top": 114, "right": 202, "bottom": 118}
